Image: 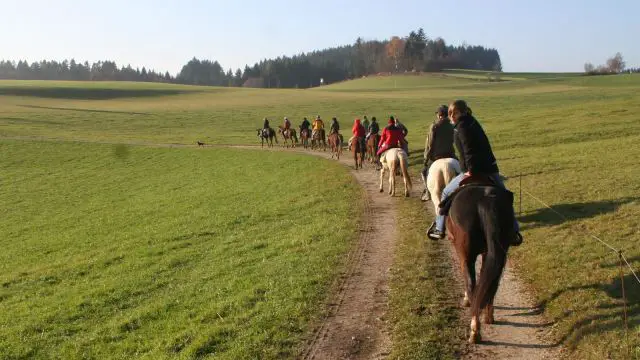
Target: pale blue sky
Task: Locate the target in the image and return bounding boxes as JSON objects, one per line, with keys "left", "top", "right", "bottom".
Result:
{"left": 2, "top": 0, "right": 638, "bottom": 74}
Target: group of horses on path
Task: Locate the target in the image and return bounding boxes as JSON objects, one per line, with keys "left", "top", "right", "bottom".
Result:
{"left": 257, "top": 126, "right": 383, "bottom": 170}
{"left": 257, "top": 122, "right": 519, "bottom": 345}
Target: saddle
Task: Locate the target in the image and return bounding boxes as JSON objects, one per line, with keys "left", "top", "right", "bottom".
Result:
{"left": 438, "top": 174, "right": 499, "bottom": 216}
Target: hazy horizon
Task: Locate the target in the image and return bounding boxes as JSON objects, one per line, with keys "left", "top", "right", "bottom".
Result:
{"left": 2, "top": 0, "right": 639, "bottom": 75}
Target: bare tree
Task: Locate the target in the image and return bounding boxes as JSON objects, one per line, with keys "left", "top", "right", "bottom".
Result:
{"left": 584, "top": 62, "right": 595, "bottom": 74}
{"left": 606, "top": 52, "right": 625, "bottom": 73}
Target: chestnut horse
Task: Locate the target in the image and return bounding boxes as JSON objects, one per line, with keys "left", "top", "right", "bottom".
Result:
{"left": 366, "top": 134, "right": 380, "bottom": 166}
{"left": 351, "top": 136, "right": 365, "bottom": 169}
{"left": 278, "top": 126, "right": 298, "bottom": 148}
{"left": 327, "top": 132, "right": 342, "bottom": 160}
{"left": 445, "top": 184, "right": 516, "bottom": 343}
{"left": 300, "top": 128, "right": 310, "bottom": 149}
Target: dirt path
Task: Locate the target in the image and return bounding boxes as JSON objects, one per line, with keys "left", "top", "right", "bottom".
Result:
{"left": 266, "top": 149, "right": 396, "bottom": 360}
{"left": 460, "top": 259, "right": 564, "bottom": 360}
{"left": 430, "top": 209, "right": 564, "bottom": 359}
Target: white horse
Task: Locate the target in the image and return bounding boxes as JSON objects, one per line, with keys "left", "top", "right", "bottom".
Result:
{"left": 426, "top": 158, "right": 461, "bottom": 214}
{"left": 379, "top": 148, "right": 412, "bottom": 197}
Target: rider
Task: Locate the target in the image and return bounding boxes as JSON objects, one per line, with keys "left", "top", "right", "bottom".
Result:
{"left": 283, "top": 116, "right": 291, "bottom": 130}
{"left": 376, "top": 117, "right": 406, "bottom": 156}
{"left": 263, "top": 117, "right": 270, "bottom": 129}
{"left": 349, "top": 118, "right": 366, "bottom": 150}
{"left": 395, "top": 117, "right": 408, "bottom": 137}
{"left": 362, "top": 116, "right": 370, "bottom": 133}
{"left": 427, "top": 100, "right": 523, "bottom": 246}
{"left": 312, "top": 115, "right": 325, "bottom": 139}
{"left": 299, "top": 117, "right": 311, "bottom": 135}
{"left": 421, "top": 105, "right": 457, "bottom": 201}
{"left": 329, "top": 117, "right": 340, "bottom": 135}
{"left": 392, "top": 117, "right": 409, "bottom": 153}
{"left": 366, "top": 116, "right": 380, "bottom": 142}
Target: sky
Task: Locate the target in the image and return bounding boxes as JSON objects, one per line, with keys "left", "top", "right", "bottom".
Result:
{"left": 1, "top": 0, "right": 638, "bottom": 74}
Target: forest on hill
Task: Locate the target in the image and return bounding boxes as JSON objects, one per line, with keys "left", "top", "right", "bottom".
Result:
{"left": 0, "top": 28, "right": 501, "bottom": 88}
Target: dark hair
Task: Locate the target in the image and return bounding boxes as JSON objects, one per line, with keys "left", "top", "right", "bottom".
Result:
{"left": 449, "top": 100, "right": 472, "bottom": 116}
{"left": 332, "top": 117, "right": 337, "bottom": 121}
{"left": 371, "top": 116, "right": 376, "bottom": 121}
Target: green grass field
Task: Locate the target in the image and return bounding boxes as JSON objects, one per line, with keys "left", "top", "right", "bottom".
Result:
{"left": 1, "top": 73, "right": 640, "bottom": 359}
{"left": 0, "top": 141, "right": 361, "bottom": 359}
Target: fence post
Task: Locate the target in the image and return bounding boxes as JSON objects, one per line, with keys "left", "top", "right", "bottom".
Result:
{"left": 519, "top": 173, "right": 522, "bottom": 216}
{"left": 619, "top": 252, "right": 630, "bottom": 357}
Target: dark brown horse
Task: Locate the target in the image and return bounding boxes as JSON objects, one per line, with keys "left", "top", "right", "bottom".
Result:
{"left": 257, "top": 128, "right": 277, "bottom": 148}
{"left": 445, "top": 184, "right": 516, "bottom": 344}
{"left": 300, "top": 128, "right": 310, "bottom": 149}
{"left": 351, "top": 136, "right": 365, "bottom": 169}
{"left": 327, "top": 132, "right": 342, "bottom": 160}
{"left": 278, "top": 126, "right": 298, "bottom": 148}
{"left": 366, "top": 134, "right": 380, "bottom": 166}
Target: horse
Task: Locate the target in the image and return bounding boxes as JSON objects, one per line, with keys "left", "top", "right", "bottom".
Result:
{"left": 257, "top": 128, "right": 277, "bottom": 148}
{"left": 327, "top": 132, "right": 342, "bottom": 160}
{"left": 300, "top": 128, "right": 310, "bottom": 149}
{"left": 379, "top": 148, "right": 412, "bottom": 197}
{"left": 425, "top": 158, "right": 462, "bottom": 214}
{"left": 446, "top": 184, "right": 516, "bottom": 344}
{"left": 365, "top": 134, "right": 380, "bottom": 166}
{"left": 278, "top": 126, "right": 298, "bottom": 148}
{"left": 351, "top": 136, "right": 365, "bottom": 169}
{"left": 311, "top": 129, "right": 326, "bottom": 151}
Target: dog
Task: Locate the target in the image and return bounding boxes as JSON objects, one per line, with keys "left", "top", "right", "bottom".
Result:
{"left": 196, "top": 141, "right": 205, "bottom": 147}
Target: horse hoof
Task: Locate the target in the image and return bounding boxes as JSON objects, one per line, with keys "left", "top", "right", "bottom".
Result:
{"left": 462, "top": 299, "right": 471, "bottom": 307}
{"left": 379, "top": 188, "right": 383, "bottom": 193}
{"left": 405, "top": 192, "right": 410, "bottom": 198}
{"left": 468, "top": 331, "right": 481, "bottom": 344}
{"left": 483, "top": 315, "right": 494, "bottom": 325}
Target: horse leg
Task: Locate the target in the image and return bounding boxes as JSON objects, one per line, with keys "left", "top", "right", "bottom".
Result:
{"left": 353, "top": 149, "right": 358, "bottom": 170}
{"left": 456, "top": 248, "right": 476, "bottom": 308}
{"left": 470, "top": 314, "right": 481, "bottom": 344}
{"left": 480, "top": 253, "right": 496, "bottom": 324}
{"left": 379, "top": 166, "right": 385, "bottom": 193}
{"left": 484, "top": 297, "right": 495, "bottom": 324}
{"left": 388, "top": 164, "right": 395, "bottom": 196}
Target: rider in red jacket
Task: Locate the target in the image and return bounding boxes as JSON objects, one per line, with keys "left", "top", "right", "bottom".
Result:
{"left": 352, "top": 118, "right": 366, "bottom": 137}
{"left": 377, "top": 117, "right": 406, "bottom": 156}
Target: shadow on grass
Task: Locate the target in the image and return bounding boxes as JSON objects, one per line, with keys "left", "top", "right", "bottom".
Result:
{"left": 1, "top": 87, "right": 190, "bottom": 100}
{"left": 18, "top": 104, "right": 151, "bottom": 116}
{"left": 519, "top": 197, "right": 638, "bottom": 230}
{"left": 535, "top": 273, "right": 640, "bottom": 351}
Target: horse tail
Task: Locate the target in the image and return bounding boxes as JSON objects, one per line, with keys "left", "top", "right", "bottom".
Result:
{"left": 398, "top": 151, "right": 412, "bottom": 190}
{"left": 471, "top": 195, "right": 508, "bottom": 317}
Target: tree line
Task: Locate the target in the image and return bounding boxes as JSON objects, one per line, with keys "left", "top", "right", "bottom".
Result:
{"left": 583, "top": 53, "right": 637, "bottom": 75}
{"left": 0, "top": 28, "right": 502, "bottom": 88}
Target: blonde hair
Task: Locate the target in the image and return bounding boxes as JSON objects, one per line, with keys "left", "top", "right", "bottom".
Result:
{"left": 448, "top": 99, "right": 472, "bottom": 118}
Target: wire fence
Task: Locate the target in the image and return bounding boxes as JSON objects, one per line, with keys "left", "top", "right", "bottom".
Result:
{"left": 514, "top": 172, "right": 637, "bottom": 357}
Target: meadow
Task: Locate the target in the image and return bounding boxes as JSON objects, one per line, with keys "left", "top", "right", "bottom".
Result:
{"left": 1, "top": 72, "right": 639, "bottom": 359}
{"left": 0, "top": 140, "right": 361, "bottom": 359}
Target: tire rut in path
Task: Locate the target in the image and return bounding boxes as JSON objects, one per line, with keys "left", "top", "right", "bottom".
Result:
{"left": 296, "top": 152, "right": 395, "bottom": 360}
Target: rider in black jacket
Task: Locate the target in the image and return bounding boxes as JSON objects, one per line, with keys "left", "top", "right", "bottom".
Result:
{"left": 427, "top": 100, "right": 522, "bottom": 246}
